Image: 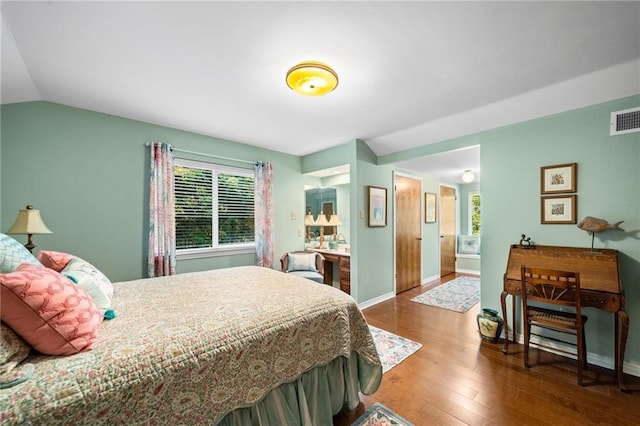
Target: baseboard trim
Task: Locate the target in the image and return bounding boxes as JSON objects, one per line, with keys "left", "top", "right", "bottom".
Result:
{"left": 422, "top": 274, "right": 440, "bottom": 285}
{"left": 456, "top": 268, "right": 480, "bottom": 275}
{"left": 358, "top": 292, "right": 395, "bottom": 310}
{"left": 507, "top": 332, "right": 640, "bottom": 378}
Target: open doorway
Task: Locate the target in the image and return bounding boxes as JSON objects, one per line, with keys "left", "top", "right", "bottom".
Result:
{"left": 392, "top": 145, "right": 481, "bottom": 282}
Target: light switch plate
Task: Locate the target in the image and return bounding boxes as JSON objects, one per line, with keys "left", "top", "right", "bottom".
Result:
{"left": 291, "top": 212, "right": 296, "bottom": 220}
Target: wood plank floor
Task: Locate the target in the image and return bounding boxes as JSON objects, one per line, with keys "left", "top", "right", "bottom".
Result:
{"left": 334, "top": 273, "right": 640, "bottom": 425}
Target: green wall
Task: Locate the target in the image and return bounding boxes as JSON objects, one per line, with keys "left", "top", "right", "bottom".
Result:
{"left": 3, "top": 95, "right": 639, "bottom": 370}
{"left": 1, "top": 102, "right": 304, "bottom": 282}
{"left": 355, "top": 141, "right": 395, "bottom": 301}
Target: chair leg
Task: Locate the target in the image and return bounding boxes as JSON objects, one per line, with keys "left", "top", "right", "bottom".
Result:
{"left": 577, "top": 328, "right": 585, "bottom": 386}
{"left": 523, "top": 321, "right": 531, "bottom": 369}
{"left": 582, "top": 329, "right": 588, "bottom": 370}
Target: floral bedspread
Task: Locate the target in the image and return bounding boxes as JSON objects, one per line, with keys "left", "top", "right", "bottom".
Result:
{"left": 0, "top": 266, "right": 381, "bottom": 425}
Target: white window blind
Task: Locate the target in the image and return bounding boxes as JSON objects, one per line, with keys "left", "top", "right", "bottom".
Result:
{"left": 174, "top": 158, "right": 254, "bottom": 256}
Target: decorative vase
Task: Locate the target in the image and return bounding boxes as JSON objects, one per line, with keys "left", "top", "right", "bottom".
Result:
{"left": 477, "top": 308, "right": 503, "bottom": 343}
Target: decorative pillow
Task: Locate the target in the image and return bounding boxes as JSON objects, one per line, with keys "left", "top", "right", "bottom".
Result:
{"left": 37, "top": 250, "right": 73, "bottom": 272}
{"left": 0, "top": 233, "right": 41, "bottom": 274}
{"left": 458, "top": 235, "right": 481, "bottom": 255}
{"left": 0, "top": 322, "right": 33, "bottom": 389}
{"left": 286, "top": 252, "right": 318, "bottom": 272}
{"left": 0, "top": 263, "right": 102, "bottom": 356}
{"left": 62, "top": 256, "right": 114, "bottom": 316}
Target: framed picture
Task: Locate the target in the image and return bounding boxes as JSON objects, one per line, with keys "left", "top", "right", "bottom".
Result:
{"left": 425, "top": 192, "right": 437, "bottom": 223}
{"left": 541, "top": 163, "right": 577, "bottom": 194}
{"left": 368, "top": 186, "right": 387, "bottom": 227}
{"left": 541, "top": 195, "right": 577, "bottom": 224}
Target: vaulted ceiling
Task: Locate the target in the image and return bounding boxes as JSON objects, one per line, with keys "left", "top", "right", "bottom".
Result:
{"left": 2, "top": 1, "right": 639, "bottom": 183}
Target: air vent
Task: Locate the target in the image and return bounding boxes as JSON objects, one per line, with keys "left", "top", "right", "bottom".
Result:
{"left": 610, "top": 106, "right": 640, "bottom": 136}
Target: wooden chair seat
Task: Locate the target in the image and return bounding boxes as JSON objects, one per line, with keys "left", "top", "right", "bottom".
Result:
{"left": 527, "top": 306, "right": 587, "bottom": 331}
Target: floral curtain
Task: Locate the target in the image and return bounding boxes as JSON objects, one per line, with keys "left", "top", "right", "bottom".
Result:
{"left": 254, "top": 162, "right": 274, "bottom": 268}
{"left": 148, "top": 141, "right": 176, "bottom": 277}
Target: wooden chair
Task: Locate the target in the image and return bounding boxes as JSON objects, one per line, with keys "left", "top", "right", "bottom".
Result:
{"left": 280, "top": 251, "right": 325, "bottom": 283}
{"left": 521, "top": 266, "right": 588, "bottom": 386}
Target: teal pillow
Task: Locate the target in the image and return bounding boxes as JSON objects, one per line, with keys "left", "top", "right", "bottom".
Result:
{"left": 458, "top": 235, "right": 481, "bottom": 255}
{"left": 286, "top": 253, "right": 318, "bottom": 272}
{"left": 0, "top": 233, "right": 41, "bottom": 273}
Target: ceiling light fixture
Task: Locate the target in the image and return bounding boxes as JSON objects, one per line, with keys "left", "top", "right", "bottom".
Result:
{"left": 462, "top": 170, "right": 475, "bottom": 183}
{"left": 286, "top": 61, "right": 338, "bottom": 96}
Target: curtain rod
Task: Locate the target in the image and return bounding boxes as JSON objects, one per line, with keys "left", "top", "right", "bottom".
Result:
{"left": 145, "top": 142, "right": 257, "bottom": 165}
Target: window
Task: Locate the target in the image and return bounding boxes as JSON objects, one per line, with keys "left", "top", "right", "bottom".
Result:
{"left": 174, "top": 158, "right": 254, "bottom": 258}
{"left": 468, "top": 192, "right": 481, "bottom": 236}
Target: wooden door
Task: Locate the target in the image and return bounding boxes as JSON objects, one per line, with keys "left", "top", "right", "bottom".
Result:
{"left": 395, "top": 175, "right": 422, "bottom": 294}
{"left": 440, "top": 186, "right": 456, "bottom": 277}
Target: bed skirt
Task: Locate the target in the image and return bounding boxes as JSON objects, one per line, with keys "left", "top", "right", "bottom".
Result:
{"left": 217, "top": 351, "right": 379, "bottom": 425}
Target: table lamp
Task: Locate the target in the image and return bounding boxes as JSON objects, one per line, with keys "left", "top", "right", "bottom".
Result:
{"left": 304, "top": 212, "right": 316, "bottom": 243}
{"left": 328, "top": 213, "right": 342, "bottom": 248}
{"left": 7, "top": 205, "right": 53, "bottom": 252}
{"left": 315, "top": 214, "right": 330, "bottom": 248}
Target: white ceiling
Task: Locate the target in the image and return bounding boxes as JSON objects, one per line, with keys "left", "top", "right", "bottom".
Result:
{"left": 2, "top": 1, "right": 639, "bottom": 183}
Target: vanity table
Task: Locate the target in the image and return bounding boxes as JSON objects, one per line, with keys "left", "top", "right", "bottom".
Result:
{"left": 308, "top": 248, "right": 350, "bottom": 294}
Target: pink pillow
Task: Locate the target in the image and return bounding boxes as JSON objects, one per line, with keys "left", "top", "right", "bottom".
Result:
{"left": 37, "top": 250, "right": 73, "bottom": 272}
{"left": 0, "top": 263, "right": 102, "bottom": 355}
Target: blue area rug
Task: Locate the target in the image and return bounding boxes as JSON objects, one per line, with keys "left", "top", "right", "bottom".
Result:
{"left": 369, "top": 325, "right": 422, "bottom": 373}
{"left": 410, "top": 276, "right": 480, "bottom": 313}
{"left": 352, "top": 402, "right": 414, "bottom": 426}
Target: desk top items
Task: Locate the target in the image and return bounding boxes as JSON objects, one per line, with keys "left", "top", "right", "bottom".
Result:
{"left": 519, "top": 234, "right": 534, "bottom": 248}
{"left": 577, "top": 216, "right": 624, "bottom": 252}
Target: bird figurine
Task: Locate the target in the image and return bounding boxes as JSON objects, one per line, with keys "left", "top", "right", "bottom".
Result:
{"left": 577, "top": 216, "right": 624, "bottom": 252}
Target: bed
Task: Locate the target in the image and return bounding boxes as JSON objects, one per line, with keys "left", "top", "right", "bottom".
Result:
{"left": 0, "top": 265, "right": 382, "bottom": 425}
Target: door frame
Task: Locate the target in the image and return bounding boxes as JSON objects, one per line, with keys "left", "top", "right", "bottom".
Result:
{"left": 393, "top": 171, "right": 423, "bottom": 294}
{"left": 439, "top": 183, "right": 458, "bottom": 276}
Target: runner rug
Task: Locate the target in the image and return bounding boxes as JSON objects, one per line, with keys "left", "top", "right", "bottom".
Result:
{"left": 368, "top": 325, "right": 422, "bottom": 373}
{"left": 351, "top": 402, "right": 414, "bottom": 426}
{"left": 410, "top": 276, "right": 480, "bottom": 313}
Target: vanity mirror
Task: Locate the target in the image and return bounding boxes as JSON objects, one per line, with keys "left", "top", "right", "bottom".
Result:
{"left": 305, "top": 187, "right": 337, "bottom": 239}
{"left": 304, "top": 164, "right": 350, "bottom": 249}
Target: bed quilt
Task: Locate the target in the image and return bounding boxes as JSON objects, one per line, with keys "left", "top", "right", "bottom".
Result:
{"left": 0, "top": 266, "right": 381, "bottom": 425}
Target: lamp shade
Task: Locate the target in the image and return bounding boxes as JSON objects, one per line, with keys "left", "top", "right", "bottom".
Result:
{"left": 462, "top": 170, "right": 475, "bottom": 183}
{"left": 315, "top": 214, "right": 330, "bottom": 227}
{"left": 7, "top": 205, "right": 53, "bottom": 235}
{"left": 328, "top": 213, "right": 342, "bottom": 226}
{"left": 286, "top": 61, "right": 338, "bottom": 96}
{"left": 304, "top": 213, "right": 316, "bottom": 226}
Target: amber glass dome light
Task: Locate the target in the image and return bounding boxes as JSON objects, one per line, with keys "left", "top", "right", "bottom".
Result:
{"left": 286, "top": 61, "right": 338, "bottom": 96}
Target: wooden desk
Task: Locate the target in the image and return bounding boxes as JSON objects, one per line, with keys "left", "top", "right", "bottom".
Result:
{"left": 501, "top": 244, "right": 629, "bottom": 391}
{"left": 308, "top": 249, "right": 350, "bottom": 294}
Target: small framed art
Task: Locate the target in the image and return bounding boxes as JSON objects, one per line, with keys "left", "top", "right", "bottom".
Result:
{"left": 368, "top": 186, "right": 387, "bottom": 227}
{"left": 541, "top": 195, "right": 577, "bottom": 224}
{"left": 425, "top": 192, "right": 437, "bottom": 223}
{"left": 541, "top": 163, "right": 577, "bottom": 194}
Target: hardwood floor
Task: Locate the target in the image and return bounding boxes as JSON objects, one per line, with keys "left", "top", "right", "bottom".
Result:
{"left": 334, "top": 273, "right": 640, "bottom": 425}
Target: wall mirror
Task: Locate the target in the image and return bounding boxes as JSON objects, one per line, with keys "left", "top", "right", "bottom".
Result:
{"left": 305, "top": 187, "right": 337, "bottom": 237}
{"left": 304, "top": 164, "right": 350, "bottom": 248}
